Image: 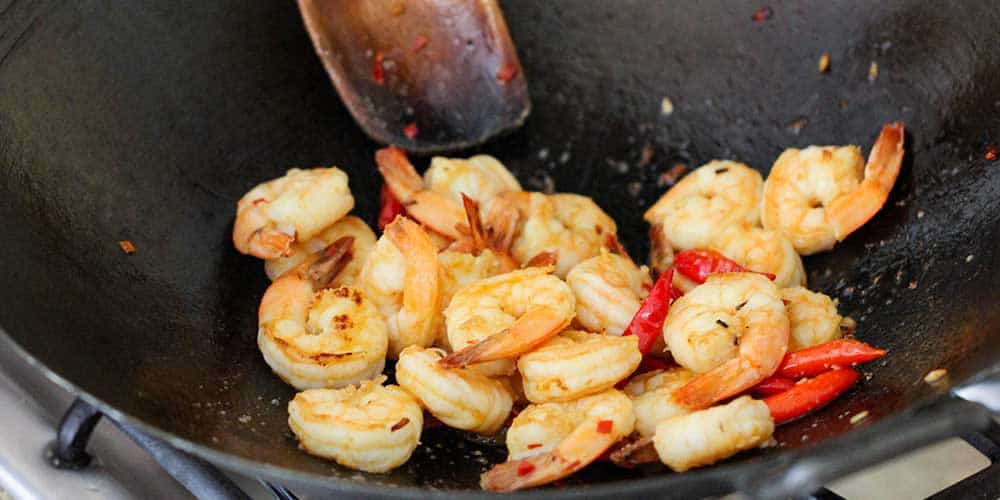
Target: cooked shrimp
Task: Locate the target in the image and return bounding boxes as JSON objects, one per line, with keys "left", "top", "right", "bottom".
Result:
{"left": 518, "top": 330, "right": 641, "bottom": 403}
{"left": 710, "top": 223, "right": 806, "bottom": 288}
{"left": 666, "top": 273, "right": 789, "bottom": 409}
{"left": 288, "top": 377, "right": 423, "bottom": 473}
{"left": 623, "top": 367, "right": 696, "bottom": 438}
{"left": 264, "top": 216, "right": 376, "bottom": 282}
{"left": 358, "top": 216, "right": 441, "bottom": 358}
{"left": 234, "top": 167, "right": 354, "bottom": 259}
{"left": 395, "top": 346, "right": 513, "bottom": 434}
{"left": 258, "top": 242, "right": 388, "bottom": 389}
{"left": 644, "top": 161, "right": 763, "bottom": 251}
{"left": 424, "top": 154, "right": 522, "bottom": 211}
{"left": 376, "top": 146, "right": 468, "bottom": 240}
{"left": 502, "top": 191, "right": 618, "bottom": 277}
{"left": 483, "top": 389, "right": 634, "bottom": 491}
{"left": 761, "top": 122, "right": 906, "bottom": 255}
{"left": 653, "top": 396, "right": 774, "bottom": 472}
{"left": 566, "top": 252, "right": 651, "bottom": 336}
{"left": 435, "top": 249, "right": 508, "bottom": 349}
{"left": 440, "top": 267, "right": 575, "bottom": 375}
{"left": 781, "top": 287, "right": 844, "bottom": 351}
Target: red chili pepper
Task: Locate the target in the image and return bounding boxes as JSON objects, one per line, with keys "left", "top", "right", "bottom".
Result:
{"left": 411, "top": 35, "right": 429, "bottom": 53}
{"left": 496, "top": 61, "right": 518, "bottom": 82}
{"left": 750, "top": 375, "right": 797, "bottom": 397}
{"left": 596, "top": 420, "right": 613, "bottom": 434}
{"left": 403, "top": 122, "right": 419, "bottom": 139}
{"left": 764, "top": 368, "right": 859, "bottom": 424}
{"left": 372, "top": 52, "right": 385, "bottom": 85}
{"left": 674, "top": 249, "right": 776, "bottom": 283}
{"left": 377, "top": 184, "right": 405, "bottom": 231}
{"left": 777, "top": 339, "right": 886, "bottom": 379}
{"left": 517, "top": 461, "right": 535, "bottom": 476}
{"left": 670, "top": 285, "right": 684, "bottom": 301}
{"left": 623, "top": 269, "right": 674, "bottom": 354}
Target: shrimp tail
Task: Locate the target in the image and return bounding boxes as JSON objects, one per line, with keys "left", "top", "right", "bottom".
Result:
{"left": 484, "top": 194, "right": 521, "bottom": 253}
{"left": 608, "top": 436, "right": 658, "bottom": 468}
{"left": 524, "top": 250, "right": 559, "bottom": 268}
{"left": 307, "top": 236, "right": 354, "bottom": 289}
{"left": 250, "top": 228, "right": 296, "bottom": 258}
{"left": 828, "top": 122, "right": 905, "bottom": 241}
{"left": 481, "top": 419, "right": 616, "bottom": 491}
{"left": 376, "top": 146, "right": 467, "bottom": 239}
{"left": 439, "top": 307, "right": 569, "bottom": 367}
{"left": 673, "top": 357, "right": 773, "bottom": 409}
{"left": 385, "top": 217, "right": 441, "bottom": 348}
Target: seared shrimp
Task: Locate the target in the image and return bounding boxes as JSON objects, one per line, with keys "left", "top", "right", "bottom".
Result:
{"left": 623, "top": 367, "right": 696, "bottom": 438}
{"left": 666, "top": 273, "right": 789, "bottom": 409}
{"left": 518, "top": 330, "right": 641, "bottom": 403}
{"left": 644, "top": 161, "right": 763, "bottom": 251}
{"left": 653, "top": 396, "right": 774, "bottom": 472}
{"left": 234, "top": 167, "right": 354, "bottom": 259}
{"left": 264, "top": 216, "right": 376, "bottom": 282}
{"left": 435, "top": 249, "right": 508, "bottom": 349}
{"left": 566, "top": 252, "right": 651, "bottom": 336}
{"left": 710, "top": 224, "right": 806, "bottom": 288}
{"left": 396, "top": 346, "right": 513, "bottom": 434}
{"left": 288, "top": 377, "right": 423, "bottom": 473}
{"left": 359, "top": 216, "right": 441, "bottom": 358}
{"left": 502, "top": 191, "right": 618, "bottom": 277}
{"left": 440, "top": 267, "right": 575, "bottom": 375}
{"left": 483, "top": 389, "right": 634, "bottom": 491}
{"left": 761, "top": 122, "right": 905, "bottom": 255}
{"left": 781, "top": 287, "right": 844, "bottom": 351}
{"left": 424, "top": 154, "right": 522, "bottom": 211}
{"left": 258, "top": 246, "right": 388, "bottom": 389}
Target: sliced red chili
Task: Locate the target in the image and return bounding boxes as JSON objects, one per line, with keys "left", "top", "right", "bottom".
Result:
{"left": 750, "top": 375, "right": 797, "bottom": 397}
{"left": 403, "top": 122, "right": 419, "bottom": 139}
{"left": 411, "top": 35, "right": 429, "bottom": 53}
{"left": 764, "top": 368, "right": 859, "bottom": 424}
{"left": 517, "top": 461, "right": 536, "bottom": 476}
{"left": 596, "top": 420, "right": 613, "bottom": 434}
{"left": 390, "top": 417, "right": 410, "bottom": 432}
{"left": 496, "top": 61, "right": 518, "bottom": 82}
{"left": 378, "top": 184, "right": 405, "bottom": 231}
{"left": 674, "top": 249, "right": 776, "bottom": 283}
{"left": 526, "top": 443, "right": 542, "bottom": 450}
{"left": 372, "top": 52, "right": 385, "bottom": 85}
{"left": 623, "top": 269, "right": 674, "bottom": 354}
{"left": 777, "top": 339, "right": 886, "bottom": 379}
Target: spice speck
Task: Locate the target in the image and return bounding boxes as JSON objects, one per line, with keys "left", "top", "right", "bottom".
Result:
{"left": 818, "top": 52, "right": 830, "bottom": 73}
{"left": 660, "top": 97, "right": 674, "bottom": 115}
{"left": 924, "top": 368, "right": 948, "bottom": 383}
{"left": 868, "top": 62, "right": 879, "bottom": 82}
{"left": 118, "top": 240, "right": 136, "bottom": 254}
{"left": 849, "top": 411, "right": 869, "bottom": 425}
{"left": 751, "top": 5, "right": 773, "bottom": 22}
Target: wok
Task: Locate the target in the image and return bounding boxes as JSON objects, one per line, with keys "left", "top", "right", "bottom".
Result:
{"left": 2, "top": 0, "right": 999, "bottom": 498}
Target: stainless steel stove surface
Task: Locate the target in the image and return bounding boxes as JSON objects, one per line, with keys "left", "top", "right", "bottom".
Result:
{"left": 0, "top": 331, "right": 993, "bottom": 500}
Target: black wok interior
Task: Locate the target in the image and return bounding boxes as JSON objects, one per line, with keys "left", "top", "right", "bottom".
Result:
{"left": 2, "top": 0, "right": 999, "bottom": 496}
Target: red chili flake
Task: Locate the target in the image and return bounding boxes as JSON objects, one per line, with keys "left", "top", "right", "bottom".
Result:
{"left": 372, "top": 52, "right": 385, "bottom": 85}
{"left": 596, "top": 420, "right": 613, "bottom": 434}
{"left": 390, "top": 417, "right": 410, "bottom": 432}
{"left": 117, "top": 240, "right": 136, "bottom": 254}
{"left": 411, "top": 35, "right": 429, "bottom": 53}
{"left": 751, "top": 6, "right": 773, "bottom": 22}
{"left": 496, "top": 61, "right": 518, "bottom": 82}
{"left": 526, "top": 443, "right": 543, "bottom": 450}
{"left": 403, "top": 122, "right": 419, "bottom": 139}
{"left": 251, "top": 197, "right": 267, "bottom": 205}
{"left": 986, "top": 145, "right": 998, "bottom": 161}
{"left": 517, "top": 461, "right": 536, "bottom": 476}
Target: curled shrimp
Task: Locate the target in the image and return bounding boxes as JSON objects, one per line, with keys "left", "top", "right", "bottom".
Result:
{"left": 423, "top": 154, "right": 522, "bottom": 212}
{"left": 435, "top": 249, "right": 509, "bottom": 349}
{"left": 781, "top": 287, "right": 845, "bottom": 351}
{"left": 710, "top": 223, "right": 806, "bottom": 288}
{"left": 623, "top": 367, "right": 696, "bottom": 438}
{"left": 502, "top": 191, "right": 618, "bottom": 277}
{"left": 517, "top": 330, "right": 641, "bottom": 403}
{"left": 439, "top": 267, "right": 575, "bottom": 375}
{"left": 257, "top": 244, "right": 388, "bottom": 389}
{"left": 234, "top": 167, "right": 354, "bottom": 259}
{"left": 482, "top": 389, "right": 634, "bottom": 491}
{"left": 653, "top": 396, "right": 774, "bottom": 472}
{"left": 761, "top": 122, "right": 906, "bottom": 255}
{"left": 358, "top": 216, "right": 441, "bottom": 358}
{"left": 644, "top": 161, "right": 762, "bottom": 251}
{"left": 395, "top": 346, "right": 513, "bottom": 434}
{"left": 376, "top": 146, "right": 468, "bottom": 239}
{"left": 264, "top": 215, "right": 376, "bottom": 282}
{"left": 288, "top": 377, "right": 423, "bottom": 473}
{"left": 566, "top": 251, "right": 652, "bottom": 336}
{"left": 666, "top": 273, "right": 790, "bottom": 409}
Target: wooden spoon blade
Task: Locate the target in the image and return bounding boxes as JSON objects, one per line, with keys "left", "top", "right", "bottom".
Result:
{"left": 298, "top": 0, "right": 531, "bottom": 153}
